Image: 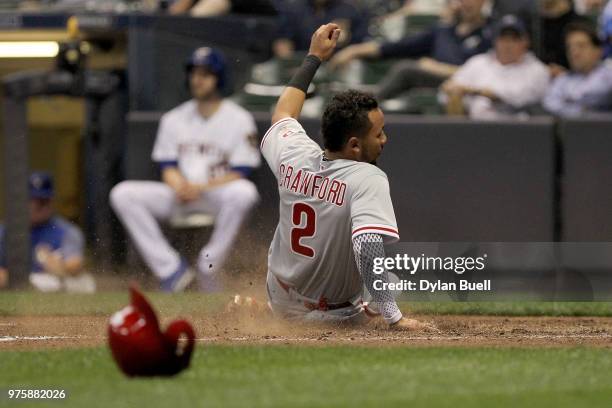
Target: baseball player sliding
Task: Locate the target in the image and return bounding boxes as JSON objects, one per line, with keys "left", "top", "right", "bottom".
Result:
{"left": 262, "top": 24, "right": 430, "bottom": 330}
{"left": 111, "top": 47, "right": 260, "bottom": 292}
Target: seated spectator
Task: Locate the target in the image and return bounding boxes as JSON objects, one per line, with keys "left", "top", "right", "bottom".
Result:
{"left": 0, "top": 172, "right": 95, "bottom": 293}
{"left": 169, "top": 0, "right": 277, "bottom": 16}
{"left": 543, "top": 22, "right": 612, "bottom": 117}
{"left": 273, "top": 0, "right": 368, "bottom": 59}
{"left": 330, "top": 0, "right": 492, "bottom": 100}
{"left": 539, "top": 0, "right": 591, "bottom": 71}
{"left": 440, "top": 15, "right": 550, "bottom": 119}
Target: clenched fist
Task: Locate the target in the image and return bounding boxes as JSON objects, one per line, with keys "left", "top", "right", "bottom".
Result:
{"left": 308, "top": 23, "right": 342, "bottom": 62}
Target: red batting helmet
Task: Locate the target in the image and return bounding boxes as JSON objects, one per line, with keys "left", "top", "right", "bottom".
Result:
{"left": 108, "top": 286, "right": 196, "bottom": 377}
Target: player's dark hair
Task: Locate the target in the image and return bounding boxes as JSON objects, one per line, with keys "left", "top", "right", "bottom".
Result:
{"left": 321, "top": 90, "right": 379, "bottom": 152}
{"left": 564, "top": 21, "right": 603, "bottom": 48}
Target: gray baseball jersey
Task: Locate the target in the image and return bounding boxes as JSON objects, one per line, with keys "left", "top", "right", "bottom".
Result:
{"left": 261, "top": 117, "right": 399, "bottom": 302}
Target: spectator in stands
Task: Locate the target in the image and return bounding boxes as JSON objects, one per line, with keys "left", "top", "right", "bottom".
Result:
{"left": 543, "top": 22, "right": 612, "bottom": 116}
{"left": 169, "top": 0, "right": 277, "bottom": 16}
{"left": 539, "top": 0, "right": 590, "bottom": 72}
{"left": 440, "top": 15, "right": 550, "bottom": 119}
{"left": 0, "top": 172, "right": 95, "bottom": 293}
{"left": 329, "top": 0, "right": 492, "bottom": 100}
{"left": 273, "top": 0, "right": 368, "bottom": 59}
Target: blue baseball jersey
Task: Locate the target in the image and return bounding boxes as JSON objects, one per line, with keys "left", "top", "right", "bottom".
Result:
{"left": 0, "top": 216, "right": 84, "bottom": 273}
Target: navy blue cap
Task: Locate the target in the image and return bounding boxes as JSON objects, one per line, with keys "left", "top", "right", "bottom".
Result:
{"left": 185, "top": 47, "right": 228, "bottom": 91}
{"left": 495, "top": 15, "right": 528, "bottom": 38}
{"left": 29, "top": 172, "right": 54, "bottom": 199}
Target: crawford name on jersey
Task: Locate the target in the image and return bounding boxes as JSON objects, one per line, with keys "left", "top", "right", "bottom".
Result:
{"left": 278, "top": 163, "right": 347, "bottom": 207}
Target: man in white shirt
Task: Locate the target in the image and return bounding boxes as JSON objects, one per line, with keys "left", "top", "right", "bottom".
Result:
{"left": 440, "top": 15, "right": 550, "bottom": 119}
{"left": 111, "top": 47, "right": 260, "bottom": 292}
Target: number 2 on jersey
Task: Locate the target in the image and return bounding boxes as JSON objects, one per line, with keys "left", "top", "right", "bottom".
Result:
{"left": 291, "top": 203, "right": 316, "bottom": 258}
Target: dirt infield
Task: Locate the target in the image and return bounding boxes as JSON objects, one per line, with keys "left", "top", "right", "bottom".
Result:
{"left": 1, "top": 313, "right": 611, "bottom": 350}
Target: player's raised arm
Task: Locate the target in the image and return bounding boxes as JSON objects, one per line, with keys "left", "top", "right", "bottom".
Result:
{"left": 271, "top": 23, "right": 341, "bottom": 125}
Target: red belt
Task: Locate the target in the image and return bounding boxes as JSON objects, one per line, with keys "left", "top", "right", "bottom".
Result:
{"left": 275, "top": 276, "right": 353, "bottom": 312}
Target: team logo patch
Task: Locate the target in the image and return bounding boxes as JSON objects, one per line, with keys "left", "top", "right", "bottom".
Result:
{"left": 280, "top": 125, "right": 298, "bottom": 139}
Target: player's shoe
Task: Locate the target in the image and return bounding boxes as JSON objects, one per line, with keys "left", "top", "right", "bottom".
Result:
{"left": 160, "top": 259, "right": 195, "bottom": 293}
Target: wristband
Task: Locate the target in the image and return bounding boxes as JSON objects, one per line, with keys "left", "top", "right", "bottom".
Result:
{"left": 287, "top": 54, "right": 321, "bottom": 93}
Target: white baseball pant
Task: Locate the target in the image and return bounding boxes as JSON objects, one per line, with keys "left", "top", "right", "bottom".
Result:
{"left": 110, "top": 179, "right": 259, "bottom": 280}
{"left": 265, "top": 271, "right": 369, "bottom": 323}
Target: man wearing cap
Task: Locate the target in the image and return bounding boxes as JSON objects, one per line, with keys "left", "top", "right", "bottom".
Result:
{"left": 110, "top": 47, "right": 260, "bottom": 293}
{"left": 0, "top": 172, "right": 95, "bottom": 292}
{"left": 440, "top": 15, "right": 550, "bottom": 119}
